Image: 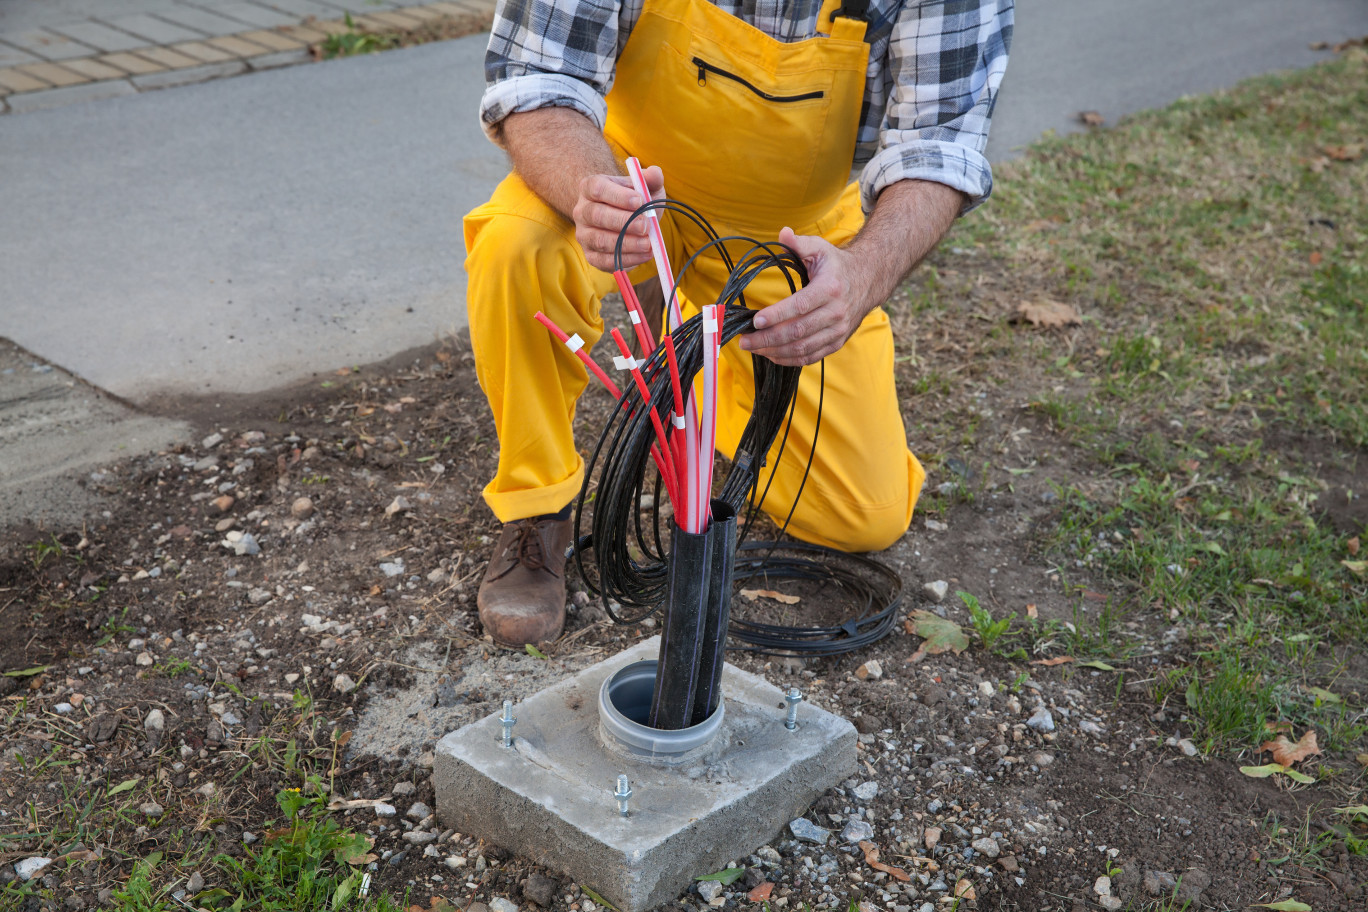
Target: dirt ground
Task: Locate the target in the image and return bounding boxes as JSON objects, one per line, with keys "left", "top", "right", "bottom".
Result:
{"left": 3, "top": 255, "right": 1364, "bottom": 912}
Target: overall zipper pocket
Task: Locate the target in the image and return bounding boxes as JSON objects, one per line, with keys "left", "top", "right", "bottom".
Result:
{"left": 692, "top": 56, "right": 825, "bottom": 103}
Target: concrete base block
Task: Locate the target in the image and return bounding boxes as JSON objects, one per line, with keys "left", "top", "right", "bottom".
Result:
{"left": 435, "top": 638, "right": 855, "bottom": 912}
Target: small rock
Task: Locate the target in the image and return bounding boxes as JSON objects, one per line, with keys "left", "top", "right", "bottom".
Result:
{"left": 291, "top": 497, "right": 314, "bottom": 519}
{"left": 1143, "top": 871, "right": 1177, "bottom": 896}
{"left": 301, "top": 613, "right": 323, "bottom": 627}
{"left": 854, "top": 714, "right": 884, "bottom": 734}
{"left": 374, "top": 803, "right": 397, "bottom": 818}
{"left": 379, "top": 560, "right": 405, "bottom": 578}
{"left": 977, "top": 680, "right": 995, "bottom": 697}
{"left": 1027, "top": 707, "right": 1055, "bottom": 733}
{"left": 1079, "top": 719, "right": 1105, "bottom": 737}
{"left": 855, "top": 660, "right": 883, "bottom": 681}
{"left": 135, "top": 652, "right": 154, "bottom": 667}
{"left": 54, "top": 702, "right": 74, "bottom": 714}
{"left": 333, "top": 673, "right": 357, "bottom": 694}
{"left": 206, "top": 719, "right": 225, "bottom": 743}
{"left": 444, "top": 856, "right": 467, "bottom": 870}
{"left": 392, "top": 782, "right": 416, "bottom": 796}
{"left": 202, "top": 433, "right": 223, "bottom": 449}
{"left": 427, "top": 569, "right": 446, "bottom": 583}
{"left": 1094, "top": 875, "right": 1112, "bottom": 897}
{"left": 220, "top": 711, "right": 241, "bottom": 726}
{"left": 841, "top": 819, "right": 875, "bottom": 843}
{"left": 15, "top": 857, "right": 52, "bottom": 881}
{"left": 140, "top": 801, "right": 164, "bottom": 817}
{"left": 1177, "top": 738, "right": 1199, "bottom": 757}
{"left": 1175, "top": 867, "right": 1211, "bottom": 904}
{"left": 402, "top": 831, "right": 437, "bottom": 845}
{"left": 406, "top": 801, "right": 432, "bottom": 821}
{"left": 852, "top": 781, "right": 879, "bottom": 802}
{"left": 215, "top": 518, "right": 235, "bottom": 532}
{"left": 211, "top": 495, "right": 235, "bottom": 514}
{"left": 186, "top": 871, "right": 204, "bottom": 894}
{"left": 923, "top": 519, "right": 948, "bottom": 532}
{"left": 755, "top": 846, "right": 782, "bottom": 866}
{"left": 998, "top": 855, "right": 1019, "bottom": 873}
{"left": 242, "top": 832, "right": 257, "bottom": 844}
{"left": 926, "top": 798, "right": 943, "bottom": 814}
{"left": 1032, "top": 751, "right": 1055, "bottom": 767}
{"left": 224, "top": 532, "right": 260, "bottom": 556}
{"left": 696, "top": 881, "right": 725, "bottom": 903}
{"left": 490, "top": 898, "right": 519, "bottom": 912}
{"left": 923, "top": 580, "right": 949, "bottom": 603}
{"left": 284, "top": 673, "right": 300, "bottom": 684}
{"left": 248, "top": 588, "right": 272, "bottom": 606}
{"left": 144, "top": 709, "right": 165, "bottom": 732}
{"left": 385, "top": 496, "right": 412, "bottom": 518}
{"left": 789, "top": 818, "right": 831, "bottom": 845}
{"left": 971, "top": 837, "right": 1000, "bottom": 858}
{"left": 524, "top": 872, "right": 556, "bottom": 907}
{"left": 1099, "top": 898, "right": 1123, "bottom": 912}
{"left": 924, "top": 827, "right": 942, "bottom": 850}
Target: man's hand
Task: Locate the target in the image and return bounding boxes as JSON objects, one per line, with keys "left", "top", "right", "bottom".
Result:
{"left": 740, "top": 180, "right": 965, "bottom": 367}
{"left": 739, "top": 227, "right": 874, "bottom": 366}
{"left": 571, "top": 166, "right": 664, "bottom": 272}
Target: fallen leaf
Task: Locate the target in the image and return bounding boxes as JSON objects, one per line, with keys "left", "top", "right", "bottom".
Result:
{"left": 954, "top": 879, "right": 976, "bottom": 899}
{"left": 740, "top": 588, "right": 800, "bottom": 605}
{"left": 1240, "top": 763, "right": 1316, "bottom": 784}
{"left": 695, "top": 867, "right": 747, "bottom": 885}
{"left": 904, "top": 611, "right": 969, "bottom": 655}
{"left": 1348, "top": 536, "right": 1360, "bottom": 556}
{"left": 1358, "top": 753, "right": 1368, "bottom": 767}
{"left": 859, "top": 841, "right": 910, "bottom": 882}
{"left": 747, "top": 883, "right": 774, "bottom": 902}
{"left": 1025, "top": 603, "right": 1038, "bottom": 619}
{"left": 107, "top": 777, "right": 141, "bottom": 797}
{"left": 1031, "top": 656, "right": 1073, "bottom": 667}
{"left": 1261, "top": 730, "right": 1321, "bottom": 766}
{"left": 1333, "top": 805, "right": 1368, "bottom": 820}
{"left": 1343, "top": 559, "right": 1367, "bottom": 576}
{"left": 1250, "top": 901, "right": 1312, "bottom": 911}
{"left": 1015, "top": 300, "right": 1081, "bottom": 329}
{"left": 1309, "top": 251, "right": 1323, "bottom": 265}
{"left": 1078, "top": 110, "right": 1105, "bottom": 126}
{"left": 1324, "top": 143, "right": 1363, "bottom": 161}
{"left": 525, "top": 643, "right": 549, "bottom": 659}
{"left": 1078, "top": 660, "right": 1117, "bottom": 671}
{"left": 1306, "top": 686, "right": 1341, "bottom": 704}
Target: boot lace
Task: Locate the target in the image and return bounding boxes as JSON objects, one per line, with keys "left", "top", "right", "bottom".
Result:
{"left": 488, "top": 519, "right": 560, "bottom": 582}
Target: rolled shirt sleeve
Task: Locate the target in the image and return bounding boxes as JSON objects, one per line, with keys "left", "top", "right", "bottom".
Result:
{"left": 859, "top": 0, "right": 1014, "bottom": 215}
{"left": 479, "top": 0, "right": 627, "bottom": 144}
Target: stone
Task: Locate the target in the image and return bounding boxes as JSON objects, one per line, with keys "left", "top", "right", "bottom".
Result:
{"left": 926, "top": 799, "right": 943, "bottom": 814}
{"left": 212, "top": 494, "right": 235, "bottom": 513}
{"left": 755, "top": 846, "right": 781, "bottom": 866}
{"left": 1175, "top": 868, "right": 1210, "bottom": 904}
{"left": 523, "top": 872, "right": 556, "bottom": 907}
{"left": 435, "top": 638, "right": 854, "bottom": 912}
{"left": 392, "top": 782, "right": 416, "bottom": 796}
{"left": 854, "top": 714, "right": 884, "bottom": 735}
{"left": 841, "top": 819, "right": 874, "bottom": 843}
{"left": 971, "top": 837, "right": 999, "bottom": 858}
{"left": 1099, "top": 898, "right": 1123, "bottom": 911}
{"left": 291, "top": 497, "right": 314, "bottom": 519}
{"left": 1144, "top": 871, "right": 1177, "bottom": 896}
{"left": 855, "top": 660, "right": 882, "bottom": 681}
{"left": 445, "top": 856, "right": 466, "bottom": 870}
{"left": 248, "top": 588, "right": 272, "bottom": 605}
{"left": 977, "top": 681, "right": 995, "bottom": 697}
{"left": 186, "top": 871, "right": 204, "bottom": 894}
{"left": 696, "top": 881, "right": 724, "bottom": 903}
{"left": 385, "top": 496, "right": 411, "bottom": 518}
{"left": 851, "top": 781, "right": 879, "bottom": 802}
{"left": 1178, "top": 738, "right": 1199, "bottom": 757}
{"left": 135, "top": 652, "right": 154, "bottom": 666}
{"left": 1027, "top": 707, "right": 1055, "bottom": 733}
{"left": 1032, "top": 751, "right": 1054, "bottom": 767}
{"left": 1094, "top": 875, "right": 1111, "bottom": 896}
{"left": 15, "top": 857, "right": 52, "bottom": 881}
{"left": 220, "top": 711, "right": 241, "bottom": 726}
{"left": 334, "top": 673, "right": 357, "bottom": 694}
{"left": 923, "top": 519, "right": 948, "bottom": 532}
{"left": 1079, "top": 719, "right": 1105, "bottom": 737}
{"left": 402, "top": 831, "right": 437, "bottom": 845}
{"left": 379, "top": 560, "right": 405, "bottom": 577}
{"left": 790, "top": 818, "right": 832, "bottom": 845}
{"left": 140, "top": 802, "right": 164, "bottom": 817}
{"left": 144, "top": 709, "right": 165, "bottom": 731}
{"left": 407, "top": 801, "right": 432, "bottom": 820}
{"left": 202, "top": 433, "right": 223, "bottom": 449}
{"left": 923, "top": 581, "right": 948, "bottom": 603}
{"left": 997, "top": 855, "right": 1019, "bottom": 873}
{"left": 374, "top": 803, "right": 397, "bottom": 818}
{"left": 489, "top": 899, "right": 518, "bottom": 912}
{"left": 923, "top": 828, "right": 942, "bottom": 850}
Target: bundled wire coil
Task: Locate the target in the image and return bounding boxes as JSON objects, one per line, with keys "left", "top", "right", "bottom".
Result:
{"left": 571, "top": 198, "right": 901, "bottom": 657}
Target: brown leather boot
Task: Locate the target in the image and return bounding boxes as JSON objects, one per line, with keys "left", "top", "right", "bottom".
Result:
{"left": 477, "top": 514, "right": 573, "bottom": 646}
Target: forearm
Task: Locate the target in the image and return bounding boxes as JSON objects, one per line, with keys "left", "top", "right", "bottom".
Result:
{"left": 501, "top": 107, "right": 623, "bottom": 222}
{"left": 844, "top": 179, "right": 964, "bottom": 319}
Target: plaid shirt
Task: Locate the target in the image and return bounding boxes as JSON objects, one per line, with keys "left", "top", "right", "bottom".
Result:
{"left": 480, "top": 0, "right": 1013, "bottom": 214}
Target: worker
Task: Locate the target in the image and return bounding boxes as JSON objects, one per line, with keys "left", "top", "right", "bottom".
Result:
{"left": 464, "top": 0, "right": 1014, "bottom": 645}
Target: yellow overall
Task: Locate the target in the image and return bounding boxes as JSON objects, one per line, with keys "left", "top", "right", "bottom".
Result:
{"left": 463, "top": 0, "right": 926, "bottom": 552}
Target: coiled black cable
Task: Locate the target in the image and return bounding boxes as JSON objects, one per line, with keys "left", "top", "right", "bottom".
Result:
{"left": 570, "top": 198, "right": 901, "bottom": 656}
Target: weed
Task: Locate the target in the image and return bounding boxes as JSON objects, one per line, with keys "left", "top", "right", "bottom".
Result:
{"left": 959, "top": 590, "right": 1015, "bottom": 654}
{"left": 319, "top": 13, "right": 400, "bottom": 59}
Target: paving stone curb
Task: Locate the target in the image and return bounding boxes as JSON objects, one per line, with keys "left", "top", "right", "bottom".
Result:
{"left": 0, "top": 0, "right": 495, "bottom": 116}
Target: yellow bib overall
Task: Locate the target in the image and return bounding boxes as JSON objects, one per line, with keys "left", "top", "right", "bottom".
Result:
{"left": 463, "top": 0, "right": 926, "bottom": 551}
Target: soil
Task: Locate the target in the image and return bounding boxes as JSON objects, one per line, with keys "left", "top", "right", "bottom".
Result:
{"left": 1, "top": 286, "right": 1364, "bottom": 912}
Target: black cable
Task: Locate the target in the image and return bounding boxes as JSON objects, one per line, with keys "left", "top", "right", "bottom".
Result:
{"left": 571, "top": 198, "right": 900, "bottom": 656}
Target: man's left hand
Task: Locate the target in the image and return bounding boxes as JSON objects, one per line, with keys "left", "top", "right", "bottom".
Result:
{"left": 738, "top": 227, "right": 875, "bottom": 367}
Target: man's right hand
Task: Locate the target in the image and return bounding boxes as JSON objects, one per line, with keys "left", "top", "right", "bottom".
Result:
{"left": 572, "top": 167, "right": 664, "bottom": 272}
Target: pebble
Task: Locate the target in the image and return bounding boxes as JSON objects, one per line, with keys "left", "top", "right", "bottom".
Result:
{"left": 1026, "top": 707, "right": 1055, "bottom": 733}
{"left": 144, "top": 709, "right": 165, "bottom": 732}
{"left": 54, "top": 702, "right": 74, "bottom": 714}
{"left": 924, "top": 828, "right": 942, "bottom": 850}
{"left": 392, "top": 782, "right": 416, "bottom": 796}
{"left": 15, "top": 857, "right": 52, "bottom": 881}
{"left": 696, "top": 881, "right": 725, "bottom": 903}
{"left": 224, "top": 532, "right": 260, "bottom": 556}
{"left": 248, "top": 588, "right": 272, "bottom": 606}
{"left": 970, "top": 837, "right": 999, "bottom": 858}
{"left": 1099, "top": 898, "right": 1123, "bottom": 911}
{"left": 755, "top": 846, "right": 782, "bottom": 866}
{"left": 285, "top": 673, "right": 300, "bottom": 685}
{"left": 379, "top": 560, "right": 405, "bottom": 577}
{"left": 977, "top": 680, "right": 995, "bottom": 697}
{"left": 135, "top": 652, "right": 154, "bottom": 667}
{"left": 385, "top": 496, "right": 412, "bottom": 518}
{"left": 524, "top": 872, "right": 556, "bottom": 907}
{"left": 1032, "top": 751, "right": 1054, "bottom": 767}
{"left": 490, "top": 898, "right": 519, "bottom": 912}
{"left": 1178, "top": 738, "right": 1199, "bottom": 757}
{"left": 926, "top": 799, "right": 943, "bottom": 814}
{"left": 212, "top": 495, "right": 235, "bottom": 514}
{"left": 1079, "top": 719, "right": 1105, "bottom": 737}
{"left": 923, "top": 581, "right": 949, "bottom": 603}
{"left": 789, "top": 818, "right": 831, "bottom": 845}
{"left": 852, "top": 781, "right": 879, "bottom": 802}
{"left": 855, "top": 660, "right": 883, "bottom": 681}
{"left": 334, "top": 673, "right": 358, "bottom": 694}
{"left": 1094, "top": 875, "right": 1111, "bottom": 896}
{"left": 220, "top": 711, "right": 241, "bottom": 726}
{"left": 841, "top": 819, "right": 874, "bottom": 843}
{"left": 139, "top": 801, "right": 164, "bottom": 817}
{"left": 374, "top": 803, "right": 397, "bottom": 818}
{"left": 1144, "top": 870, "right": 1177, "bottom": 895}
{"left": 444, "top": 856, "right": 466, "bottom": 870}
{"left": 215, "top": 518, "right": 235, "bottom": 532}
{"left": 291, "top": 497, "right": 315, "bottom": 519}
{"left": 242, "top": 832, "right": 258, "bottom": 844}
{"left": 923, "top": 519, "right": 948, "bottom": 532}
{"left": 406, "top": 802, "right": 431, "bottom": 821}
{"left": 202, "top": 433, "right": 223, "bottom": 449}
{"left": 186, "top": 872, "right": 204, "bottom": 894}
{"left": 402, "top": 832, "right": 437, "bottom": 845}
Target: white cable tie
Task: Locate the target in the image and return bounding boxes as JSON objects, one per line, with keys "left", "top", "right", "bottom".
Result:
{"left": 703, "top": 316, "right": 718, "bottom": 335}
{"left": 629, "top": 310, "right": 642, "bottom": 324}
{"left": 565, "top": 333, "right": 584, "bottom": 353}
{"left": 672, "top": 415, "right": 687, "bottom": 429}
{"left": 613, "top": 355, "right": 637, "bottom": 371}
